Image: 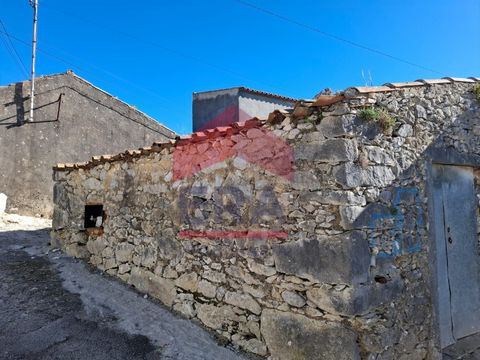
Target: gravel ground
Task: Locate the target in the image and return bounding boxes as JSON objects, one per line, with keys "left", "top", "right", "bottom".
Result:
{"left": 0, "top": 214, "right": 247, "bottom": 360}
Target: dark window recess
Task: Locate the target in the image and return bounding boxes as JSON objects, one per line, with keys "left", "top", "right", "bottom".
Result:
{"left": 84, "top": 205, "right": 104, "bottom": 228}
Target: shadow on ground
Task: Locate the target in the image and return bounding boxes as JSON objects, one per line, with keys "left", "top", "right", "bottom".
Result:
{"left": 0, "top": 229, "right": 159, "bottom": 360}
{"left": 0, "top": 227, "right": 247, "bottom": 360}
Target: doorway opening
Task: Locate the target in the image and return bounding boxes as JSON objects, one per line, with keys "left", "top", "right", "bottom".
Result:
{"left": 431, "top": 164, "right": 480, "bottom": 349}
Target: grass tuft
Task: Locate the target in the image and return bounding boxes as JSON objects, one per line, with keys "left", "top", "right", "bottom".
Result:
{"left": 358, "top": 107, "right": 378, "bottom": 122}
{"left": 358, "top": 107, "right": 395, "bottom": 134}
{"left": 474, "top": 84, "right": 480, "bottom": 102}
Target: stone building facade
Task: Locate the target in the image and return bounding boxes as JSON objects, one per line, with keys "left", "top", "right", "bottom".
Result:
{"left": 0, "top": 71, "right": 175, "bottom": 217}
{"left": 51, "top": 77, "right": 480, "bottom": 359}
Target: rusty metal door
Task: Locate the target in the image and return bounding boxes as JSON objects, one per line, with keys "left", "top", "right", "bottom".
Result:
{"left": 432, "top": 164, "right": 480, "bottom": 348}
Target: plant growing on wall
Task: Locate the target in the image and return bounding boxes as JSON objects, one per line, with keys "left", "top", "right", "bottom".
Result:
{"left": 358, "top": 107, "right": 396, "bottom": 134}
{"left": 377, "top": 109, "right": 396, "bottom": 132}
{"left": 474, "top": 84, "right": 480, "bottom": 102}
{"left": 358, "top": 107, "right": 378, "bottom": 122}
{"left": 303, "top": 113, "right": 322, "bottom": 125}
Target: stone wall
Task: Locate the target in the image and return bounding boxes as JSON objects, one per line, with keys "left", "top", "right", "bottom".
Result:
{"left": 51, "top": 78, "right": 480, "bottom": 359}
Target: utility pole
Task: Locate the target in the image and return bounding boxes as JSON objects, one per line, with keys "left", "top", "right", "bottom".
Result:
{"left": 28, "top": 0, "right": 38, "bottom": 123}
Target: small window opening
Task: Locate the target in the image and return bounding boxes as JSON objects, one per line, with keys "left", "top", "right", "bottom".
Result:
{"left": 84, "top": 204, "right": 104, "bottom": 229}
{"left": 374, "top": 275, "right": 390, "bottom": 284}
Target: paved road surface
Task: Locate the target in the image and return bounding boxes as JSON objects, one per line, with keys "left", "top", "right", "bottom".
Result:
{"left": 0, "top": 214, "right": 247, "bottom": 360}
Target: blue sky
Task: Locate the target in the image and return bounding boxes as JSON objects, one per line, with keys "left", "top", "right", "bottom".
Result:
{"left": 1, "top": 0, "right": 479, "bottom": 134}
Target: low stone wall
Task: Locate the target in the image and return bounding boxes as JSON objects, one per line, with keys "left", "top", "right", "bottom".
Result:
{"left": 52, "top": 78, "right": 480, "bottom": 359}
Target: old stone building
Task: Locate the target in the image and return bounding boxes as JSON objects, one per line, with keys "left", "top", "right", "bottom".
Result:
{"left": 0, "top": 71, "right": 175, "bottom": 216}
{"left": 51, "top": 77, "right": 480, "bottom": 359}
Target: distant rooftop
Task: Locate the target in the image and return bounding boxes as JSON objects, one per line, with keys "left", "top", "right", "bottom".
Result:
{"left": 1, "top": 70, "right": 176, "bottom": 138}
{"left": 193, "top": 86, "right": 298, "bottom": 103}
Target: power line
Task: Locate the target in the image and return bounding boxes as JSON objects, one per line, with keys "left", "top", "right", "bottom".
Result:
{"left": 39, "top": 4, "right": 286, "bottom": 91}
{"left": 0, "top": 32, "right": 27, "bottom": 77}
{"left": 0, "top": 29, "right": 178, "bottom": 134}
{"left": 0, "top": 29, "right": 186, "bottom": 121}
{"left": 0, "top": 29, "right": 101, "bottom": 77}
{"left": 0, "top": 19, "right": 29, "bottom": 77}
{"left": 0, "top": 30, "right": 170, "bottom": 103}
{"left": 234, "top": 0, "right": 446, "bottom": 76}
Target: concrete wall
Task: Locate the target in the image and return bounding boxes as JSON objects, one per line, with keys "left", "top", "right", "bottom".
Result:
{"left": 192, "top": 88, "right": 239, "bottom": 131}
{"left": 238, "top": 91, "right": 295, "bottom": 122}
{"left": 51, "top": 78, "right": 480, "bottom": 359}
{"left": 192, "top": 87, "right": 294, "bottom": 131}
{"left": 0, "top": 72, "right": 175, "bottom": 217}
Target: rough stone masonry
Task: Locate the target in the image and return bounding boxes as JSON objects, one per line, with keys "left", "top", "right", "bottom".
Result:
{"left": 51, "top": 77, "right": 480, "bottom": 359}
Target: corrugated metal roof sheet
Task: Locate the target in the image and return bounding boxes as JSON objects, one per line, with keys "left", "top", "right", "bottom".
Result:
{"left": 238, "top": 87, "right": 298, "bottom": 103}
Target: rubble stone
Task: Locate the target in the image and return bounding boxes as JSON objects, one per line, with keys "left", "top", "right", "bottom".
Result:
{"left": 281, "top": 290, "right": 306, "bottom": 308}
{"left": 129, "top": 267, "right": 176, "bottom": 307}
{"left": 261, "top": 309, "right": 360, "bottom": 360}
{"left": 224, "top": 291, "right": 261, "bottom": 315}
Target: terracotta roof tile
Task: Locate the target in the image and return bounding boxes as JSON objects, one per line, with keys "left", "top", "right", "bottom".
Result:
{"left": 267, "top": 109, "right": 287, "bottom": 124}
{"left": 384, "top": 81, "right": 424, "bottom": 89}
{"left": 178, "top": 134, "right": 193, "bottom": 140}
{"left": 292, "top": 104, "right": 313, "bottom": 117}
{"left": 75, "top": 161, "right": 88, "bottom": 167}
{"left": 233, "top": 121, "right": 247, "bottom": 129}
{"left": 53, "top": 75, "right": 479, "bottom": 173}
{"left": 245, "top": 118, "right": 260, "bottom": 125}
{"left": 297, "top": 99, "right": 316, "bottom": 104}
{"left": 125, "top": 149, "right": 141, "bottom": 156}
{"left": 312, "top": 95, "right": 345, "bottom": 106}
{"left": 192, "top": 132, "right": 208, "bottom": 141}
{"left": 349, "top": 85, "right": 398, "bottom": 94}
{"left": 152, "top": 140, "right": 174, "bottom": 147}
{"left": 216, "top": 126, "right": 232, "bottom": 133}
{"left": 416, "top": 79, "right": 452, "bottom": 85}
{"left": 139, "top": 147, "right": 152, "bottom": 154}
{"left": 443, "top": 77, "right": 475, "bottom": 83}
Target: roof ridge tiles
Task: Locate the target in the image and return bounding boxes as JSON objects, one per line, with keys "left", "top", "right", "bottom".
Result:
{"left": 442, "top": 77, "right": 476, "bottom": 83}
{"left": 52, "top": 75, "right": 479, "bottom": 173}
{"left": 384, "top": 81, "right": 424, "bottom": 89}
{"left": 53, "top": 118, "right": 268, "bottom": 172}
{"left": 349, "top": 85, "right": 398, "bottom": 94}
{"left": 344, "top": 76, "right": 478, "bottom": 96}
